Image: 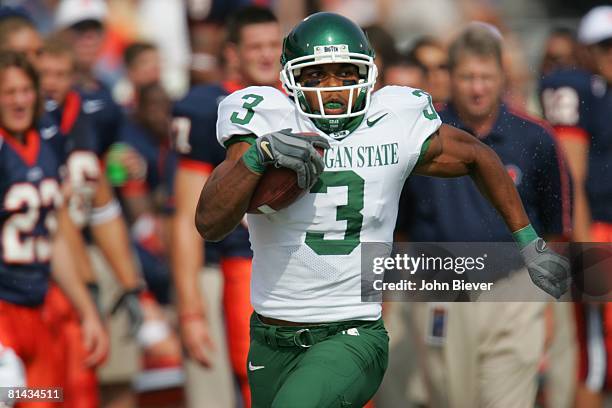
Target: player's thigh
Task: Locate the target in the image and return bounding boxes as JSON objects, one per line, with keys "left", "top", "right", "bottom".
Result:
{"left": 271, "top": 324, "right": 389, "bottom": 408}
{"left": 247, "top": 335, "right": 304, "bottom": 408}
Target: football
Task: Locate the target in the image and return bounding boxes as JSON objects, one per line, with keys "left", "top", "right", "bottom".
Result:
{"left": 247, "top": 133, "right": 324, "bottom": 214}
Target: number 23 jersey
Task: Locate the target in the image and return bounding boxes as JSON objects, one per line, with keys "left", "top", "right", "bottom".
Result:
{"left": 217, "top": 86, "right": 441, "bottom": 322}
{"left": 0, "top": 129, "right": 62, "bottom": 306}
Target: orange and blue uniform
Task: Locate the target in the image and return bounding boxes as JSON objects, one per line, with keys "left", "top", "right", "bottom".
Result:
{"left": 43, "top": 92, "right": 101, "bottom": 408}
{"left": 541, "top": 68, "right": 612, "bottom": 391}
{"left": 173, "top": 80, "right": 253, "bottom": 407}
{"left": 0, "top": 126, "right": 64, "bottom": 407}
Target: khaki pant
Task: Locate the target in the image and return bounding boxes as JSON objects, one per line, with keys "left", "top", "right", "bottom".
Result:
{"left": 91, "top": 246, "right": 140, "bottom": 383}
{"left": 410, "top": 302, "right": 546, "bottom": 408}
{"left": 546, "top": 302, "right": 577, "bottom": 408}
{"left": 184, "top": 267, "right": 235, "bottom": 408}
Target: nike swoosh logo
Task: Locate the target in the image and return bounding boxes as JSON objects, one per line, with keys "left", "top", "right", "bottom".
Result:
{"left": 260, "top": 140, "right": 273, "bottom": 160}
{"left": 248, "top": 361, "right": 265, "bottom": 371}
{"left": 41, "top": 125, "right": 58, "bottom": 140}
{"left": 83, "top": 99, "right": 104, "bottom": 114}
{"left": 366, "top": 113, "right": 388, "bottom": 127}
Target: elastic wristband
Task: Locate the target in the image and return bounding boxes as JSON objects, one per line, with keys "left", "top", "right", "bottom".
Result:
{"left": 512, "top": 224, "right": 538, "bottom": 249}
{"left": 136, "top": 320, "right": 171, "bottom": 348}
{"left": 90, "top": 198, "right": 122, "bottom": 225}
{"left": 241, "top": 144, "right": 266, "bottom": 174}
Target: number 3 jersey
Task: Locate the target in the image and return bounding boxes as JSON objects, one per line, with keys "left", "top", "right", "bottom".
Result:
{"left": 0, "top": 128, "right": 63, "bottom": 306}
{"left": 217, "top": 86, "right": 441, "bottom": 322}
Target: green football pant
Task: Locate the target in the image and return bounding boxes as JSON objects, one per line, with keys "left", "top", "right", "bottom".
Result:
{"left": 247, "top": 313, "right": 389, "bottom": 408}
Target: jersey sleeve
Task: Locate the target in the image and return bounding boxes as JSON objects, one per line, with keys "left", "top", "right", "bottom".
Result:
{"left": 216, "top": 86, "right": 293, "bottom": 148}
{"left": 376, "top": 86, "right": 442, "bottom": 179}
{"left": 172, "top": 91, "right": 225, "bottom": 174}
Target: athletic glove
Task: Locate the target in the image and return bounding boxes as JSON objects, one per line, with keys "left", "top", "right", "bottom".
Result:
{"left": 242, "top": 129, "right": 330, "bottom": 190}
{"left": 521, "top": 237, "right": 571, "bottom": 299}
{"left": 111, "top": 287, "right": 145, "bottom": 337}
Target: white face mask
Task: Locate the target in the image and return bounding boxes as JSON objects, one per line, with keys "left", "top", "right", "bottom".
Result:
{"left": 280, "top": 47, "right": 378, "bottom": 121}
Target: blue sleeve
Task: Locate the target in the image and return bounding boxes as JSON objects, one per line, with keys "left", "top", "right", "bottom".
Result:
{"left": 172, "top": 94, "right": 225, "bottom": 169}
{"left": 539, "top": 70, "right": 592, "bottom": 132}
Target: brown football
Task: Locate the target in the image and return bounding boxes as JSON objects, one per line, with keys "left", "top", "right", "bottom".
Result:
{"left": 247, "top": 133, "right": 324, "bottom": 214}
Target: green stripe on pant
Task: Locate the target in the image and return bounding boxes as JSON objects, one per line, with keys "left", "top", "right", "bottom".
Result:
{"left": 247, "top": 313, "right": 389, "bottom": 408}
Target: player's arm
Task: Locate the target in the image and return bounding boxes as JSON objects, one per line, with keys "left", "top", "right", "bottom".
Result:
{"left": 90, "top": 173, "right": 145, "bottom": 334}
{"left": 171, "top": 164, "right": 214, "bottom": 367}
{"left": 194, "top": 141, "right": 259, "bottom": 241}
{"left": 415, "top": 124, "right": 570, "bottom": 298}
{"left": 414, "top": 124, "right": 530, "bottom": 232}
{"left": 195, "top": 130, "right": 330, "bottom": 241}
{"left": 90, "top": 173, "right": 144, "bottom": 289}
{"left": 52, "top": 205, "right": 109, "bottom": 366}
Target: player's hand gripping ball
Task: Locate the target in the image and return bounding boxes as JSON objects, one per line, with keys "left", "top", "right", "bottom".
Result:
{"left": 245, "top": 129, "right": 330, "bottom": 214}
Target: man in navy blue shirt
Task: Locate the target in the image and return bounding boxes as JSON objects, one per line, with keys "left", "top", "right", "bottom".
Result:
{"left": 398, "top": 24, "right": 570, "bottom": 408}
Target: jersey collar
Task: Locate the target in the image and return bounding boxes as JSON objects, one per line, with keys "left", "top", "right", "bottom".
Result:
{"left": 0, "top": 127, "right": 40, "bottom": 167}
{"left": 60, "top": 91, "right": 82, "bottom": 135}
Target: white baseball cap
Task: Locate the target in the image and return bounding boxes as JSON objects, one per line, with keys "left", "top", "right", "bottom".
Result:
{"left": 55, "top": 0, "right": 108, "bottom": 30}
{"left": 578, "top": 6, "right": 612, "bottom": 45}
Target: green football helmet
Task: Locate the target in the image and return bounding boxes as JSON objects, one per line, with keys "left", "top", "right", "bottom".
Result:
{"left": 280, "top": 12, "right": 377, "bottom": 137}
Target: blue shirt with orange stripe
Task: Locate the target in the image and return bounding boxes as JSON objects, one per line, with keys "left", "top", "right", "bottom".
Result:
{"left": 540, "top": 69, "right": 612, "bottom": 223}
{"left": 173, "top": 81, "right": 252, "bottom": 262}
{"left": 398, "top": 103, "right": 570, "bottom": 242}
{"left": 44, "top": 91, "right": 99, "bottom": 164}
{"left": 0, "top": 128, "right": 62, "bottom": 306}
{"left": 76, "top": 82, "right": 124, "bottom": 157}
{"left": 118, "top": 118, "right": 176, "bottom": 212}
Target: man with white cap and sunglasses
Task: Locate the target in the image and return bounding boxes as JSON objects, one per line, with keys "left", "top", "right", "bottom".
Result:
{"left": 194, "top": 12, "right": 570, "bottom": 407}
{"left": 541, "top": 5, "right": 612, "bottom": 408}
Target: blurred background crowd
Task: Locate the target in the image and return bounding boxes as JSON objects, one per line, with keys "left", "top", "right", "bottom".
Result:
{"left": 0, "top": 0, "right": 611, "bottom": 407}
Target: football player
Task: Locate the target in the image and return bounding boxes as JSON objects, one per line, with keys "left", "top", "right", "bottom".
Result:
{"left": 0, "top": 50, "right": 107, "bottom": 406}
{"left": 172, "top": 6, "right": 280, "bottom": 406}
{"left": 38, "top": 38, "right": 148, "bottom": 408}
{"left": 540, "top": 6, "right": 612, "bottom": 408}
{"left": 195, "top": 12, "right": 571, "bottom": 407}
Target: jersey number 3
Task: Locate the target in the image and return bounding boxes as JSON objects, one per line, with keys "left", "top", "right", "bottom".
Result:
{"left": 305, "top": 171, "right": 364, "bottom": 255}
{"left": 230, "top": 94, "right": 264, "bottom": 125}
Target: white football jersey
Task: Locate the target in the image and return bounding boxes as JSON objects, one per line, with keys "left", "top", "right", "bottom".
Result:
{"left": 217, "top": 85, "right": 441, "bottom": 322}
